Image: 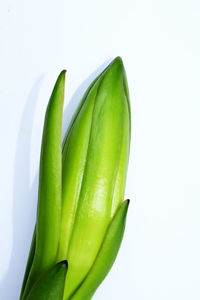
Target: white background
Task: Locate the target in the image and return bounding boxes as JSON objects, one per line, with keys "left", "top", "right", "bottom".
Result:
{"left": 0, "top": 0, "right": 200, "bottom": 299}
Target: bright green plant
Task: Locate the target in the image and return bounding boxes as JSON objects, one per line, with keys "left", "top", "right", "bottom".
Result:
{"left": 20, "top": 57, "right": 131, "bottom": 300}
{"left": 26, "top": 261, "right": 68, "bottom": 300}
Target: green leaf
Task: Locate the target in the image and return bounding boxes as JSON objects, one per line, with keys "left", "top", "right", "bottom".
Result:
{"left": 22, "top": 70, "right": 66, "bottom": 298}
{"left": 69, "top": 200, "right": 129, "bottom": 300}
{"left": 26, "top": 261, "right": 68, "bottom": 300}
{"left": 59, "top": 58, "right": 131, "bottom": 299}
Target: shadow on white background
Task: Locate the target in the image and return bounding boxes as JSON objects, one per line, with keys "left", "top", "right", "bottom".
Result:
{"left": 0, "top": 76, "right": 42, "bottom": 300}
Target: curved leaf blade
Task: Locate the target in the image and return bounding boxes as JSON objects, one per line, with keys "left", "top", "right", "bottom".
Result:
{"left": 26, "top": 261, "right": 68, "bottom": 300}
{"left": 69, "top": 200, "right": 129, "bottom": 300}
{"left": 22, "top": 70, "right": 66, "bottom": 298}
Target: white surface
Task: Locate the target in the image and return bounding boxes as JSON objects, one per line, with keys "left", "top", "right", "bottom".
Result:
{"left": 0, "top": 1, "right": 200, "bottom": 299}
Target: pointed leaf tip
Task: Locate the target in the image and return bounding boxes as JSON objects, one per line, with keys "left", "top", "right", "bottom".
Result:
{"left": 60, "top": 260, "right": 68, "bottom": 268}
{"left": 26, "top": 261, "right": 68, "bottom": 300}
{"left": 69, "top": 199, "right": 129, "bottom": 300}
{"left": 60, "top": 69, "right": 67, "bottom": 76}
{"left": 125, "top": 199, "right": 130, "bottom": 205}
{"left": 111, "top": 56, "right": 124, "bottom": 68}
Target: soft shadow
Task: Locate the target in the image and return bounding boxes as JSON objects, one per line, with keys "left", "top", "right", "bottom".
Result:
{"left": 0, "top": 58, "right": 112, "bottom": 300}
{"left": 0, "top": 76, "right": 43, "bottom": 300}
